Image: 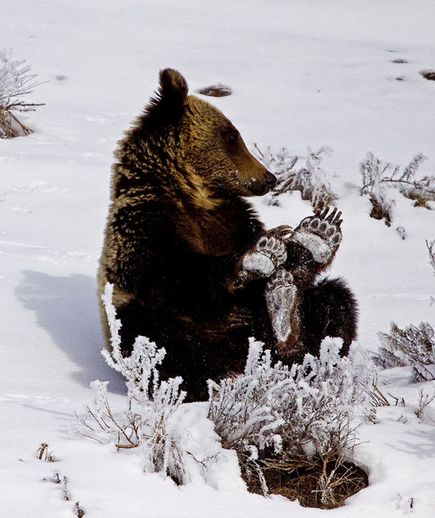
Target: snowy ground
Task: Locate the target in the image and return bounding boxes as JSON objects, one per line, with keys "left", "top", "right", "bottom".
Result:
{"left": 1, "top": 0, "right": 435, "bottom": 516}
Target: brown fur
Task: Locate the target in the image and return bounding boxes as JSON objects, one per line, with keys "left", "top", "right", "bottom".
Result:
{"left": 98, "top": 69, "right": 357, "bottom": 400}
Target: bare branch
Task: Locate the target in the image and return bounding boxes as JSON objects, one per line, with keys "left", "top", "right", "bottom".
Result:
{"left": 254, "top": 145, "right": 336, "bottom": 211}
{"left": 360, "top": 153, "right": 434, "bottom": 225}
{"left": 426, "top": 239, "right": 435, "bottom": 276}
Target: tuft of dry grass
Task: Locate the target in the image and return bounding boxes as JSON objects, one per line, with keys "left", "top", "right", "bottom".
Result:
{"left": 240, "top": 449, "right": 368, "bottom": 509}
{"left": 0, "top": 108, "right": 32, "bottom": 138}
{"left": 35, "top": 442, "right": 56, "bottom": 462}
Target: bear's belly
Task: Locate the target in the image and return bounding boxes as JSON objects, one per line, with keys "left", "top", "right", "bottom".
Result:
{"left": 173, "top": 305, "right": 254, "bottom": 342}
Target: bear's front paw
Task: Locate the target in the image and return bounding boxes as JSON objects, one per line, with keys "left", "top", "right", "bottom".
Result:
{"left": 242, "top": 236, "right": 287, "bottom": 276}
{"left": 293, "top": 207, "right": 342, "bottom": 264}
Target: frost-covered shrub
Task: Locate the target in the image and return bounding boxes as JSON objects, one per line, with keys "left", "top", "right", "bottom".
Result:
{"left": 0, "top": 49, "right": 44, "bottom": 138}
{"left": 254, "top": 145, "right": 337, "bottom": 211}
{"left": 208, "top": 337, "right": 374, "bottom": 506}
{"left": 374, "top": 240, "right": 435, "bottom": 381}
{"left": 375, "top": 322, "right": 435, "bottom": 382}
{"left": 360, "top": 153, "right": 434, "bottom": 225}
{"left": 209, "top": 337, "right": 374, "bottom": 456}
{"left": 75, "top": 284, "right": 187, "bottom": 484}
{"left": 427, "top": 239, "right": 435, "bottom": 277}
{"left": 360, "top": 153, "right": 395, "bottom": 225}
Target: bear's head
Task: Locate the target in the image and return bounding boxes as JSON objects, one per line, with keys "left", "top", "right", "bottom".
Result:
{"left": 143, "top": 69, "right": 276, "bottom": 198}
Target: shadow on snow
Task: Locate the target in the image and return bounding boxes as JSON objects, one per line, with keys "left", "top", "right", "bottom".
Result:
{"left": 15, "top": 270, "right": 125, "bottom": 394}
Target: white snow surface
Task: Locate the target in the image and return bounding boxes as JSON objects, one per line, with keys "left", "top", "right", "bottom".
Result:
{"left": 2, "top": 0, "right": 435, "bottom": 516}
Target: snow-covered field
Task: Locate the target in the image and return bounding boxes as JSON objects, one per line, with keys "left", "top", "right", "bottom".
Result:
{"left": 1, "top": 1, "right": 435, "bottom": 516}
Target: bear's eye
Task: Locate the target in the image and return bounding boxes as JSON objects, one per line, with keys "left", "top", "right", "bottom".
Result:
{"left": 226, "top": 131, "right": 238, "bottom": 145}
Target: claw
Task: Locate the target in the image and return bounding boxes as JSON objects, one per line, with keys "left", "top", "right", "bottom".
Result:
{"left": 319, "top": 207, "right": 329, "bottom": 219}
{"left": 326, "top": 207, "right": 338, "bottom": 223}
{"left": 334, "top": 211, "right": 343, "bottom": 228}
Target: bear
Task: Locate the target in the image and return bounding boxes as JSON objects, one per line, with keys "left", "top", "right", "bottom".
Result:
{"left": 98, "top": 69, "right": 357, "bottom": 401}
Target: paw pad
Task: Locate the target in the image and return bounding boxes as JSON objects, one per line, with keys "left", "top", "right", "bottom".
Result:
{"left": 294, "top": 207, "right": 343, "bottom": 264}
{"left": 269, "top": 268, "right": 294, "bottom": 289}
{"left": 242, "top": 236, "right": 287, "bottom": 276}
{"left": 243, "top": 236, "right": 287, "bottom": 277}
{"left": 257, "top": 236, "right": 287, "bottom": 263}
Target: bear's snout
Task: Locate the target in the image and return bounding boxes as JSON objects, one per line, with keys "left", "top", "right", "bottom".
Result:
{"left": 249, "top": 170, "right": 277, "bottom": 196}
{"left": 265, "top": 172, "right": 277, "bottom": 190}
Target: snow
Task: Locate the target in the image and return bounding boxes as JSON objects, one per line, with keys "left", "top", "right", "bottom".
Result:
{"left": 2, "top": 0, "right": 435, "bottom": 516}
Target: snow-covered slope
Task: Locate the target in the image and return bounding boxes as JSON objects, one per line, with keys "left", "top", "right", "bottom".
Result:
{"left": 1, "top": 1, "right": 435, "bottom": 516}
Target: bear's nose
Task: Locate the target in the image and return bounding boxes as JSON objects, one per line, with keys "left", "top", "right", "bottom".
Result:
{"left": 265, "top": 172, "right": 277, "bottom": 190}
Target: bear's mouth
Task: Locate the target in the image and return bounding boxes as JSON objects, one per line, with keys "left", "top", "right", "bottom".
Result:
{"left": 235, "top": 171, "right": 276, "bottom": 197}
{"left": 250, "top": 182, "right": 270, "bottom": 196}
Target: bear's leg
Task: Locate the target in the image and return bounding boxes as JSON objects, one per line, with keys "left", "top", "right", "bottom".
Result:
{"left": 112, "top": 299, "right": 149, "bottom": 356}
{"left": 269, "top": 276, "right": 357, "bottom": 362}
{"left": 299, "top": 277, "right": 358, "bottom": 357}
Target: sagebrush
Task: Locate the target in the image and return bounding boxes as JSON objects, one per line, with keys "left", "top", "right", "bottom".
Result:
{"left": 254, "top": 145, "right": 337, "bottom": 211}
{"left": 0, "top": 49, "right": 44, "bottom": 138}
{"left": 375, "top": 322, "right": 435, "bottom": 382}
{"left": 75, "top": 283, "right": 187, "bottom": 484}
{"left": 208, "top": 337, "right": 374, "bottom": 507}
{"left": 374, "top": 240, "right": 435, "bottom": 380}
{"left": 77, "top": 286, "right": 373, "bottom": 506}
{"left": 360, "top": 152, "right": 434, "bottom": 225}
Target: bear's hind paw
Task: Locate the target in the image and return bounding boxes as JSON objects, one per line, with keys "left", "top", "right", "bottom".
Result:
{"left": 293, "top": 207, "right": 342, "bottom": 264}
{"left": 266, "top": 268, "right": 298, "bottom": 343}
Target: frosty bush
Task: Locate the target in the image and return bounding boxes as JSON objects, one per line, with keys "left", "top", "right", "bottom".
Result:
{"left": 254, "top": 145, "right": 337, "bottom": 211}
{"left": 414, "top": 389, "right": 435, "bottom": 420}
{"left": 75, "top": 284, "right": 187, "bottom": 484}
{"left": 209, "top": 337, "right": 374, "bottom": 455}
{"left": 360, "top": 152, "right": 434, "bottom": 225}
{"left": 375, "top": 322, "right": 435, "bottom": 382}
{"left": 427, "top": 239, "right": 435, "bottom": 277}
{"left": 375, "top": 239, "right": 435, "bottom": 381}
{"left": 0, "top": 50, "right": 44, "bottom": 138}
{"left": 208, "top": 337, "right": 374, "bottom": 506}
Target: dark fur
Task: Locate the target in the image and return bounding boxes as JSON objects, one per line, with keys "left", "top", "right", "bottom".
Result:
{"left": 99, "top": 69, "right": 357, "bottom": 400}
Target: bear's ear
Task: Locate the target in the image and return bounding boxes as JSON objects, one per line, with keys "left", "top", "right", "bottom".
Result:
{"left": 144, "top": 69, "right": 188, "bottom": 127}
{"left": 158, "top": 69, "right": 188, "bottom": 104}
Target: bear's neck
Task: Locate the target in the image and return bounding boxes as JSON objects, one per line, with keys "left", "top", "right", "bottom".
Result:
{"left": 177, "top": 195, "right": 263, "bottom": 256}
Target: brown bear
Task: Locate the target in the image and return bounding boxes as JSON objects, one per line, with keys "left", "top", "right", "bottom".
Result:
{"left": 98, "top": 69, "right": 357, "bottom": 401}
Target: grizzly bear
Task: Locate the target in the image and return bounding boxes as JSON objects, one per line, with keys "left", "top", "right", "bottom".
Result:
{"left": 98, "top": 69, "right": 357, "bottom": 401}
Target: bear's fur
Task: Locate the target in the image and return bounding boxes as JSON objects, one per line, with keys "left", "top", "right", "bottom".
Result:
{"left": 98, "top": 69, "right": 357, "bottom": 401}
